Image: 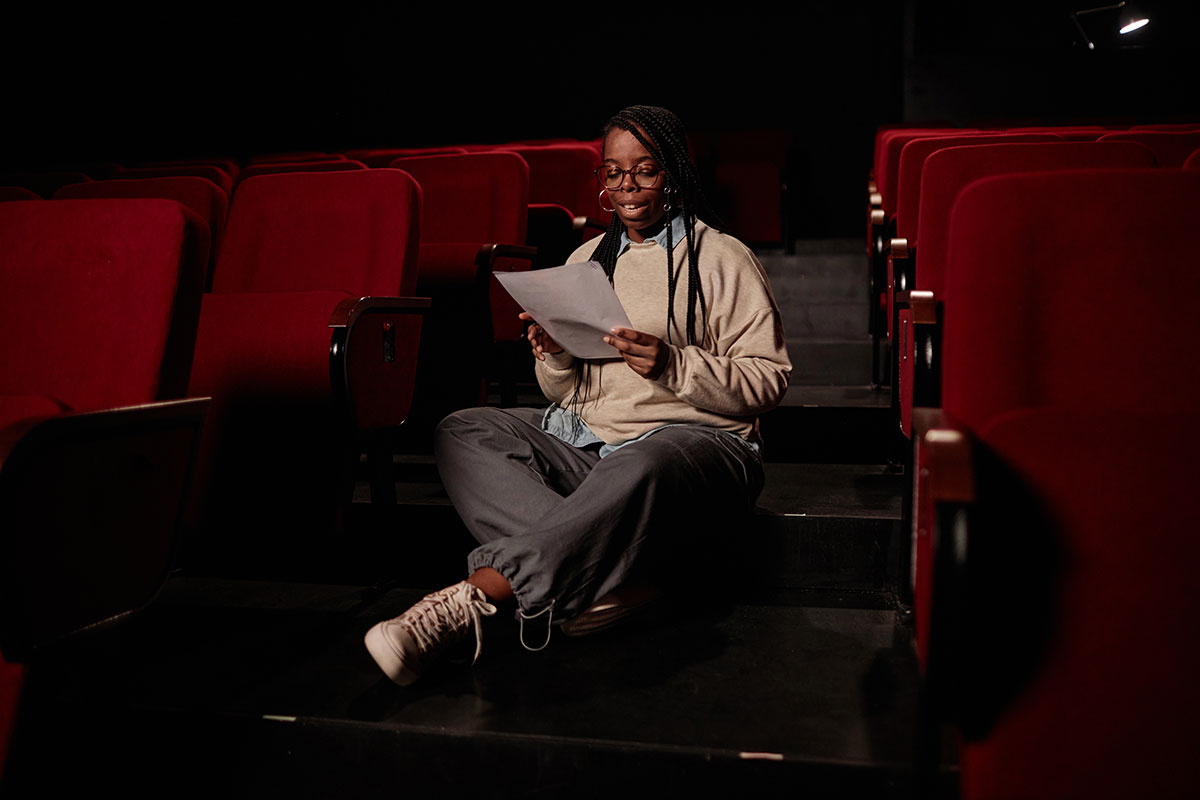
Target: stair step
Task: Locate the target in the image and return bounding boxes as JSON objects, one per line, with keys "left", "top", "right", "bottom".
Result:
{"left": 6, "top": 577, "right": 936, "bottom": 797}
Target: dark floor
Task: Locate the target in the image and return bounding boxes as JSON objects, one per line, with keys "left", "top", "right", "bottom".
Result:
{"left": 5, "top": 577, "right": 941, "bottom": 797}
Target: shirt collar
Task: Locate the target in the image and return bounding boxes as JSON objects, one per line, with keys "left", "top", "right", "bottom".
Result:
{"left": 618, "top": 213, "right": 688, "bottom": 256}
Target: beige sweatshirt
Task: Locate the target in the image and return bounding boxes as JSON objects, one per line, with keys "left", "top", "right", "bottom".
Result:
{"left": 534, "top": 220, "right": 791, "bottom": 443}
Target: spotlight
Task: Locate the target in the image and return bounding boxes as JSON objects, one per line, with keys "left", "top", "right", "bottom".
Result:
{"left": 1070, "top": 2, "right": 1151, "bottom": 50}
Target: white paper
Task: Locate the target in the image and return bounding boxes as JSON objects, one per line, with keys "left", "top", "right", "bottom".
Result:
{"left": 494, "top": 261, "right": 631, "bottom": 359}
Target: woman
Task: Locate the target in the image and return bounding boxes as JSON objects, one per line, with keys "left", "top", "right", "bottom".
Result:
{"left": 365, "top": 105, "right": 791, "bottom": 685}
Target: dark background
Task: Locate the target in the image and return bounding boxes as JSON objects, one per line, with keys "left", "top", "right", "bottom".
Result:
{"left": 3, "top": 0, "right": 1196, "bottom": 237}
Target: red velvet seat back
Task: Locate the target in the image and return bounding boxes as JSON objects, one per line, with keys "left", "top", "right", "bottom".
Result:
{"left": 941, "top": 169, "right": 1200, "bottom": 433}
{"left": 936, "top": 169, "right": 1200, "bottom": 799}
{"left": 1185, "top": 149, "right": 1200, "bottom": 171}
{"left": 1098, "top": 130, "right": 1200, "bottom": 166}
{"left": 502, "top": 144, "right": 606, "bottom": 222}
{"left": 53, "top": 177, "right": 229, "bottom": 271}
{"left": 212, "top": 168, "right": 420, "bottom": 297}
{"left": 876, "top": 128, "right": 972, "bottom": 213}
{"left": 894, "top": 134, "right": 1061, "bottom": 238}
{"left": 115, "top": 165, "right": 233, "bottom": 196}
{"left": 915, "top": 142, "right": 1157, "bottom": 297}
{"left": 347, "top": 146, "right": 467, "bottom": 168}
{"left": 236, "top": 159, "right": 367, "bottom": 184}
{"left": 0, "top": 199, "right": 206, "bottom": 411}
{"left": 0, "top": 187, "right": 40, "bottom": 202}
{"left": 390, "top": 152, "right": 528, "bottom": 245}
{"left": 961, "top": 409, "right": 1200, "bottom": 800}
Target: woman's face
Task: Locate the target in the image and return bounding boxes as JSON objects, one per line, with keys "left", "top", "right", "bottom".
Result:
{"left": 601, "top": 127, "right": 668, "bottom": 243}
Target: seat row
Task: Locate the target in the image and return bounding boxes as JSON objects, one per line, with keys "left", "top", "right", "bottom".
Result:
{"left": 866, "top": 124, "right": 1200, "bottom": 388}
{"left": 879, "top": 161, "right": 1200, "bottom": 798}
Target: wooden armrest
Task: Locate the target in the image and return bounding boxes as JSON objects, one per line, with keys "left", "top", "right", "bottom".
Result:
{"left": 329, "top": 295, "right": 431, "bottom": 328}
{"left": 895, "top": 290, "right": 937, "bottom": 324}
{"left": 869, "top": 191, "right": 883, "bottom": 208}
{"left": 476, "top": 243, "right": 538, "bottom": 269}
{"left": 922, "top": 422, "right": 975, "bottom": 504}
{"left": 574, "top": 215, "right": 609, "bottom": 232}
{"left": 887, "top": 237, "right": 909, "bottom": 258}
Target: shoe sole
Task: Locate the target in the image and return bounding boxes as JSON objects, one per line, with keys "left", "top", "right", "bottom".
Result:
{"left": 364, "top": 622, "right": 421, "bottom": 686}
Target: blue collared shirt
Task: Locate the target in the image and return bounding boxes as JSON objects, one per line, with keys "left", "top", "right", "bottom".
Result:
{"left": 618, "top": 212, "right": 688, "bottom": 256}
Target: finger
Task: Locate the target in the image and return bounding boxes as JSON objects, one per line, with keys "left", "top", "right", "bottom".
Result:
{"left": 518, "top": 312, "right": 535, "bottom": 321}
{"left": 610, "top": 327, "right": 652, "bottom": 345}
{"left": 604, "top": 334, "right": 637, "bottom": 353}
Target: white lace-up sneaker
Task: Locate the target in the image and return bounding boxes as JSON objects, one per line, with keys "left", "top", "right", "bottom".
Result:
{"left": 364, "top": 581, "right": 498, "bottom": 685}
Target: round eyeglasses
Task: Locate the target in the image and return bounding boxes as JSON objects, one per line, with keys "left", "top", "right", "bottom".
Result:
{"left": 594, "top": 165, "right": 663, "bottom": 190}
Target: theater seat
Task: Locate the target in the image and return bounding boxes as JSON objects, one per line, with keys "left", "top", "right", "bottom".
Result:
{"left": 0, "top": 197, "right": 209, "bottom": 677}
{"left": 0, "top": 187, "right": 40, "bottom": 202}
{"left": 114, "top": 165, "right": 234, "bottom": 196}
{"left": 894, "top": 140, "right": 1156, "bottom": 436}
{"left": 1098, "top": 130, "right": 1200, "bottom": 167}
{"left": 912, "top": 169, "right": 1200, "bottom": 799}
{"left": 389, "top": 151, "right": 534, "bottom": 416}
{"left": 235, "top": 159, "right": 367, "bottom": 185}
{"left": 184, "top": 169, "right": 425, "bottom": 572}
{"left": 53, "top": 176, "right": 230, "bottom": 282}
{"left": 345, "top": 146, "right": 467, "bottom": 167}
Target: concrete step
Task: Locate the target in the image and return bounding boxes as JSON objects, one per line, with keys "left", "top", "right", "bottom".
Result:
{"left": 6, "top": 576, "right": 942, "bottom": 798}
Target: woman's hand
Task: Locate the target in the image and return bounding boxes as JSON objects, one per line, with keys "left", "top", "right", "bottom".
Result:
{"left": 520, "top": 312, "right": 564, "bottom": 361}
{"left": 604, "top": 327, "right": 669, "bottom": 380}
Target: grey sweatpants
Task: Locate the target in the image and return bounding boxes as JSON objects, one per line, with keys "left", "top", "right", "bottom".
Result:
{"left": 434, "top": 406, "right": 764, "bottom": 623}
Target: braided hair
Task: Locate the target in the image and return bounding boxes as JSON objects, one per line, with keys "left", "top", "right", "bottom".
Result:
{"left": 567, "top": 105, "right": 720, "bottom": 414}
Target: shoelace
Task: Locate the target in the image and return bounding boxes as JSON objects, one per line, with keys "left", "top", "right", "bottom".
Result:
{"left": 403, "top": 584, "right": 497, "bottom": 664}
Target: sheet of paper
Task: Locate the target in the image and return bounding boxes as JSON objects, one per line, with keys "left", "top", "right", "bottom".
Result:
{"left": 494, "top": 261, "right": 631, "bottom": 359}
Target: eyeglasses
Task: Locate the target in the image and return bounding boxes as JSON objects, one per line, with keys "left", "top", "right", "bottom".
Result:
{"left": 594, "top": 164, "right": 663, "bottom": 190}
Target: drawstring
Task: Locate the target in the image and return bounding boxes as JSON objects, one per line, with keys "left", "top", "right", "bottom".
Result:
{"left": 518, "top": 600, "right": 554, "bottom": 652}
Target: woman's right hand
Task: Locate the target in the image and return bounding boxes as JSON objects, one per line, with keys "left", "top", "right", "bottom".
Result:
{"left": 520, "top": 312, "right": 564, "bottom": 361}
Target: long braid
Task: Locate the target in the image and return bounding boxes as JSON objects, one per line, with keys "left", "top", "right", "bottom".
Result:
{"left": 567, "top": 106, "right": 720, "bottom": 412}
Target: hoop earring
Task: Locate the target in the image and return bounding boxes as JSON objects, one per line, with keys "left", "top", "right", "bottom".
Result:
{"left": 598, "top": 189, "right": 615, "bottom": 213}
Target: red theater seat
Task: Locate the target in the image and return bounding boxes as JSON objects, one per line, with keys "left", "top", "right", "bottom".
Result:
{"left": 1182, "top": 149, "right": 1200, "bottom": 171}
{"left": 185, "top": 169, "right": 425, "bottom": 568}
{"left": 1098, "top": 130, "right": 1200, "bottom": 167}
{"left": 346, "top": 146, "right": 467, "bottom": 168}
{"left": 140, "top": 157, "right": 241, "bottom": 180}
{"left": 115, "top": 165, "right": 234, "bottom": 196}
{"left": 53, "top": 176, "right": 230, "bottom": 282}
{"left": 235, "top": 159, "right": 367, "bottom": 185}
{"left": 390, "top": 151, "right": 534, "bottom": 413}
{"left": 246, "top": 151, "right": 344, "bottom": 164}
{"left": 497, "top": 144, "right": 611, "bottom": 266}
{"left": 914, "top": 168, "right": 1200, "bottom": 800}
{"left": 893, "top": 140, "right": 1155, "bottom": 435}
{"left": 0, "top": 197, "right": 209, "bottom": 693}
{"left": 0, "top": 187, "right": 40, "bottom": 202}
{"left": 0, "top": 171, "right": 90, "bottom": 198}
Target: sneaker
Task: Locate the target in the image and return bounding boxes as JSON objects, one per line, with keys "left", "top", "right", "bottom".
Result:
{"left": 364, "top": 581, "right": 497, "bottom": 685}
{"left": 560, "top": 581, "right": 660, "bottom": 637}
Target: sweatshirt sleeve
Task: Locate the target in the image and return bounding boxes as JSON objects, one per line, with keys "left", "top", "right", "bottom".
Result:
{"left": 652, "top": 239, "right": 792, "bottom": 416}
{"left": 653, "top": 306, "right": 791, "bottom": 416}
{"left": 534, "top": 350, "right": 577, "bottom": 404}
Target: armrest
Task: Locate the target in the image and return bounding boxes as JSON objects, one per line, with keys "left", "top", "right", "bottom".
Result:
{"left": 912, "top": 414, "right": 975, "bottom": 684}
{"left": 0, "top": 397, "right": 210, "bottom": 658}
{"left": 477, "top": 243, "right": 538, "bottom": 268}
{"left": 574, "top": 215, "right": 609, "bottom": 233}
{"left": 328, "top": 296, "right": 430, "bottom": 433}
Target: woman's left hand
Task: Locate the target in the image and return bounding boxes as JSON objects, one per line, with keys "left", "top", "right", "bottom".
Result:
{"left": 604, "top": 327, "right": 669, "bottom": 380}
